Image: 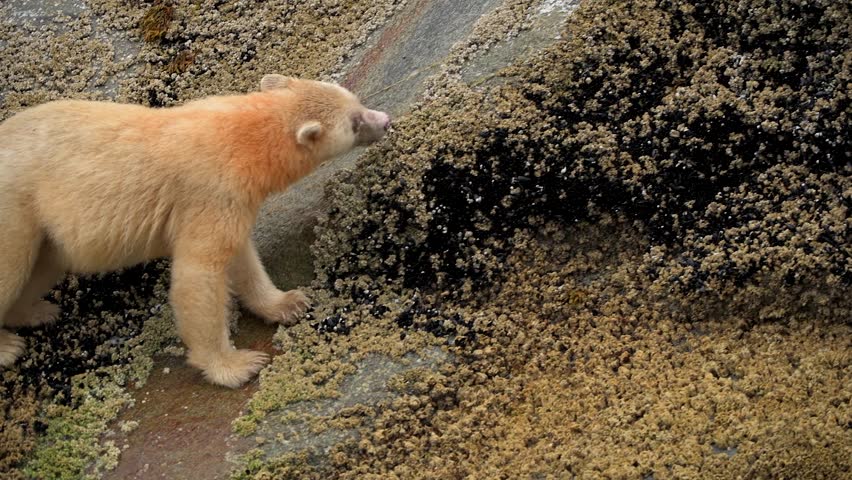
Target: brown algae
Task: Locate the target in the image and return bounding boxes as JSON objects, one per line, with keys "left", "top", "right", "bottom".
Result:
{"left": 238, "top": 0, "right": 851, "bottom": 477}
{"left": 139, "top": 1, "right": 173, "bottom": 43}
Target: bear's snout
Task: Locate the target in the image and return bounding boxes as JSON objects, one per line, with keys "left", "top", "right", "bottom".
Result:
{"left": 356, "top": 109, "right": 392, "bottom": 145}
{"left": 365, "top": 110, "right": 390, "bottom": 131}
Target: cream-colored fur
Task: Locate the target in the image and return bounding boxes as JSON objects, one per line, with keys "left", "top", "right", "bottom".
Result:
{"left": 0, "top": 75, "right": 390, "bottom": 387}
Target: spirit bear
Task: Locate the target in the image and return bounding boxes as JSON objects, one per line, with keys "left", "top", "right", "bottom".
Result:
{"left": 0, "top": 75, "right": 390, "bottom": 387}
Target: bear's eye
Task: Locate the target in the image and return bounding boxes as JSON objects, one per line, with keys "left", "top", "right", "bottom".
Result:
{"left": 351, "top": 112, "right": 363, "bottom": 134}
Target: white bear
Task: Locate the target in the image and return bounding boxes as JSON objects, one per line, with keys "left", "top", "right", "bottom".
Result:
{"left": 0, "top": 75, "right": 390, "bottom": 387}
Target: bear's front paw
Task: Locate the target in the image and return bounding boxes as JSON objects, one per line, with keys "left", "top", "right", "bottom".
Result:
{"left": 0, "top": 329, "right": 26, "bottom": 367}
{"left": 27, "top": 301, "right": 61, "bottom": 327}
{"left": 193, "top": 349, "right": 269, "bottom": 388}
{"left": 4, "top": 301, "right": 61, "bottom": 328}
{"left": 257, "top": 289, "right": 311, "bottom": 326}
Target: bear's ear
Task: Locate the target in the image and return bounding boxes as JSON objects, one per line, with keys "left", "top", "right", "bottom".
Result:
{"left": 296, "top": 121, "right": 323, "bottom": 146}
{"left": 260, "top": 74, "right": 292, "bottom": 91}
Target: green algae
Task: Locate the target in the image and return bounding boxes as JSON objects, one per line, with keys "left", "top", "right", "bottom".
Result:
{"left": 232, "top": 449, "right": 320, "bottom": 480}
{"left": 0, "top": 261, "right": 172, "bottom": 479}
{"left": 18, "top": 266, "right": 179, "bottom": 480}
{"left": 23, "top": 371, "right": 132, "bottom": 480}
{"left": 231, "top": 345, "right": 356, "bottom": 437}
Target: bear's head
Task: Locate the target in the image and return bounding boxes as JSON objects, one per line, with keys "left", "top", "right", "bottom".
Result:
{"left": 260, "top": 74, "right": 390, "bottom": 163}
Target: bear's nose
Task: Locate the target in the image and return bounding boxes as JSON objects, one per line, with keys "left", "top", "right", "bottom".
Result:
{"left": 377, "top": 112, "right": 391, "bottom": 132}
{"left": 366, "top": 110, "right": 390, "bottom": 131}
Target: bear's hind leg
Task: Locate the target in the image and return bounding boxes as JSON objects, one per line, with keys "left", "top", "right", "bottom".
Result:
{"left": 0, "top": 206, "right": 42, "bottom": 366}
{"left": 4, "top": 241, "right": 66, "bottom": 328}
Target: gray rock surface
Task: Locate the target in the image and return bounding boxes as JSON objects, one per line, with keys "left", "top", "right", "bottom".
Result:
{"left": 252, "top": 0, "right": 504, "bottom": 289}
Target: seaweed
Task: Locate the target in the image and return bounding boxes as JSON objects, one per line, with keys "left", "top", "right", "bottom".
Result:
{"left": 140, "top": 1, "right": 173, "bottom": 43}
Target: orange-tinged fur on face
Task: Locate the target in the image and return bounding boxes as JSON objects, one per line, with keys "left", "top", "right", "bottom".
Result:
{"left": 0, "top": 75, "right": 389, "bottom": 387}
